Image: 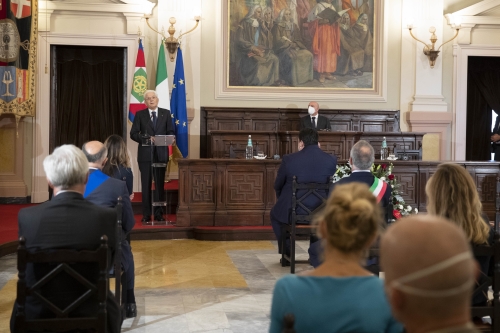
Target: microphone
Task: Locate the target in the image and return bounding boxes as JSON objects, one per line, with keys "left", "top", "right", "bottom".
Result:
{"left": 394, "top": 115, "right": 408, "bottom": 161}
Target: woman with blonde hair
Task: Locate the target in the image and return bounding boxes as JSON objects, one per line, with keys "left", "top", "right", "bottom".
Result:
{"left": 269, "top": 183, "right": 402, "bottom": 333}
{"left": 425, "top": 162, "right": 494, "bottom": 306}
{"left": 103, "top": 134, "right": 133, "bottom": 198}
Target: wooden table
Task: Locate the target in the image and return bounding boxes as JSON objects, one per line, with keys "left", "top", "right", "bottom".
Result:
{"left": 177, "top": 159, "right": 500, "bottom": 227}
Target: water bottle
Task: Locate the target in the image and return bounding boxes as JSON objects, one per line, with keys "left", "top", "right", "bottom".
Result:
{"left": 381, "top": 137, "right": 388, "bottom": 160}
{"left": 245, "top": 135, "right": 253, "bottom": 160}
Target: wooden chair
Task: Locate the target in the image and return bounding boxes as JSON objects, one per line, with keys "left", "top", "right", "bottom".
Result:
{"left": 15, "top": 236, "right": 109, "bottom": 332}
{"left": 109, "top": 197, "right": 125, "bottom": 307}
{"left": 282, "top": 314, "right": 296, "bottom": 333}
{"left": 281, "top": 176, "right": 333, "bottom": 274}
{"left": 471, "top": 176, "right": 500, "bottom": 332}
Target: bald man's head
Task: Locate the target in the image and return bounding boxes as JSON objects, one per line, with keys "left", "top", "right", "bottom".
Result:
{"left": 381, "top": 215, "right": 476, "bottom": 326}
{"left": 82, "top": 141, "right": 108, "bottom": 169}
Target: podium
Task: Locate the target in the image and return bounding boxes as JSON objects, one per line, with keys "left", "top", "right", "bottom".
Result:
{"left": 141, "top": 135, "right": 175, "bottom": 225}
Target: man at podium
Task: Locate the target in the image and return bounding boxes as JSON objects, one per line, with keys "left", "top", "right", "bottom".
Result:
{"left": 130, "top": 90, "right": 175, "bottom": 222}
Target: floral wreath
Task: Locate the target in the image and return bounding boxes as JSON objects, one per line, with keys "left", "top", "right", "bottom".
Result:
{"left": 333, "top": 162, "right": 418, "bottom": 221}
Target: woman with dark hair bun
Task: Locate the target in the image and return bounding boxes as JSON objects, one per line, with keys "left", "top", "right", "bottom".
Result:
{"left": 269, "top": 182, "right": 403, "bottom": 333}
{"left": 103, "top": 134, "right": 134, "bottom": 199}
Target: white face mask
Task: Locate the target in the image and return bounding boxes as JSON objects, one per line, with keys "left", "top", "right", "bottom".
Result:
{"left": 308, "top": 106, "right": 316, "bottom": 115}
{"left": 389, "top": 251, "right": 474, "bottom": 298}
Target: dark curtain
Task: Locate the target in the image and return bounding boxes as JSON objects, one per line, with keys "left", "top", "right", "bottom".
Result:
{"left": 466, "top": 56, "right": 500, "bottom": 160}
{"left": 54, "top": 46, "right": 125, "bottom": 149}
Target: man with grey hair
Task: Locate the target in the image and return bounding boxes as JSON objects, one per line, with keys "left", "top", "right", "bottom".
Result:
{"left": 381, "top": 215, "right": 479, "bottom": 333}
{"left": 11, "top": 144, "right": 121, "bottom": 333}
{"left": 335, "top": 139, "right": 391, "bottom": 207}
{"left": 130, "top": 89, "right": 175, "bottom": 222}
{"left": 82, "top": 140, "right": 137, "bottom": 318}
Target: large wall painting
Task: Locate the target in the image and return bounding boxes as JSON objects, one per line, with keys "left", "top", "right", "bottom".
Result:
{"left": 227, "top": 0, "right": 378, "bottom": 92}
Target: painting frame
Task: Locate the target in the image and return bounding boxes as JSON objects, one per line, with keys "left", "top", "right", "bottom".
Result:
{"left": 215, "top": 0, "right": 388, "bottom": 102}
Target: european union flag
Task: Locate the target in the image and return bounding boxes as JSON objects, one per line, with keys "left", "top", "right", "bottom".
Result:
{"left": 170, "top": 48, "right": 188, "bottom": 158}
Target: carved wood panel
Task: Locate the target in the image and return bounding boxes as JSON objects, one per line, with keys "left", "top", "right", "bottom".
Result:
{"left": 178, "top": 160, "right": 500, "bottom": 227}
{"left": 227, "top": 172, "right": 264, "bottom": 203}
{"left": 191, "top": 172, "right": 215, "bottom": 203}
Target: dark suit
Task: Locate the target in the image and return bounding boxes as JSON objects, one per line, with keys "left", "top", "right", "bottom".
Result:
{"left": 335, "top": 171, "right": 392, "bottom": 208}
{"left": 85, "top": 168, "right": 136, "bottom": 300}
{"left": 300, "top": 114, "right": 329, "bottom": 130}
{"left": 492, "top": 116, "right": 500, "bottom": 161}
{"left": 270, "top": 145, "right": 337, "bottom": 267}
{"left": 11, "top": 192, "right": 121, "bottom": 333}
{"left": 130, "top": 107, "right": 175, "bottom": 217}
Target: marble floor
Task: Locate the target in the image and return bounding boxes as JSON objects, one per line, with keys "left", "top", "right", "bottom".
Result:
{"left": 0, "top": 239, "right": 314, "bottom": 333}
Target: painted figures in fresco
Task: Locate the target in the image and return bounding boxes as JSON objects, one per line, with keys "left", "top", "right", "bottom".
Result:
{"left": 228, "top": 0, "right": 375, "bottom": 88}
{"left": 272, "top": 8, "right": 313, "bottom": 86}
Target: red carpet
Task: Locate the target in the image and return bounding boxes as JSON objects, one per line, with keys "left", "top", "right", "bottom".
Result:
{"left": 131, "top": 180, "right": 178, "bottom": 203}
{"left": 0, "top": 204, "right": 36, "bottom": 244}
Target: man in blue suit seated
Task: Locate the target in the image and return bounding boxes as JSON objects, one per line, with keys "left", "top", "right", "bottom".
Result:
{"left": 335, "top": 140, "right": 392, "bottom": 274}
{"left": 82, "top": 140, "right": 137, "bottom": 318}
{"left": 335, "top": 140, "right": 392, "bottom": 208}
{"left": 270, "top": 128, "right": 337, "bottom": 267}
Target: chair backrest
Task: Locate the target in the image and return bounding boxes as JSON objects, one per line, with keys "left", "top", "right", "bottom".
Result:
{"left": 291, "top": 176, "right": 333, "bottom": 225}
{"left": 15, "top": 236, "right": 109, "bottom": 332}
{"left": 282, "top": 314, "right": 296, "bottom": 333}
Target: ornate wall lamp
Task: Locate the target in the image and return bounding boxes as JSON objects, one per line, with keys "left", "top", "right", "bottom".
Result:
{"left": 407, "top": 25, "right": 460, "bottom": 68}
{"left": 145, "top": 16, "right": 201, "bottom": 61}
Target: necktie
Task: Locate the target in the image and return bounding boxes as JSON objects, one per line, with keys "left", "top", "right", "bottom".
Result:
{"left": 151, "top": 111, "right": 157, "bottom": 127}
{"left": 311, "top": 116, "right": 316, "bottom": 129}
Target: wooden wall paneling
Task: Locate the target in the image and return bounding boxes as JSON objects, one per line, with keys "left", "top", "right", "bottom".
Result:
{"left": 465, "top": 163, "right": 500, "bottom": 221}
{"left": 264, "top": 164, "right": 279, "bottom": 225}
{"left": 416, "top": 161, "right": 436, "bottom": 213}
{"left": 200, "top": 108, "right": 400, "bottom": 157}
{"left": 225, "top": 163, "right": 266, "bottom": 226}
{"left": 181, "top": 161, "right": 217, "bottom": 226}
{"left": 214, "top": 162, "right": 228, "bottom": 226}
{"left": 390, "top": 163, "right": 419, "bottom": 208}
{"left": 178, "top": 160, "right": 500, "bottom": 227}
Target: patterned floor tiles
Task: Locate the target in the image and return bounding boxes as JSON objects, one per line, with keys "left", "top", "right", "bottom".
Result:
{"left": 0, "top": 239, "right": 313, "bottom": 333}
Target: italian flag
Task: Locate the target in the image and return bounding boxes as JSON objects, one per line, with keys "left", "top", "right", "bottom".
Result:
{"left": 128, "top": 39, "right": 147, "bottom": 123}
{"left": 369, "top": 177, "right": 388, "bottom": 203}
{"left": 155, "top": 39, "right": 172, "bottom": 156}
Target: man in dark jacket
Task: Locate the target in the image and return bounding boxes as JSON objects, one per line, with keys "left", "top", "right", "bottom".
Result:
{"left": 270, "top": 128, "right": 337, "bottom": 267}
{"left": 130, "top": 90, "right": 175, "bottom": 222}
{"left": 82, "top": 140, "right": 137, "bottom": 318}
{"left": 11, "top": 144, "right": 121, "bottom": 333}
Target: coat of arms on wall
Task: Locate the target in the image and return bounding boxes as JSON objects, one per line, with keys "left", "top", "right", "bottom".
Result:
{"left": 227, "top": 0, "right": 376, "bottom": 90}
{"left": 0, "top": 0, "right": 38, "bottom": 122}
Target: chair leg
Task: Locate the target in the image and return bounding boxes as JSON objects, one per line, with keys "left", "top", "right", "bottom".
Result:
{"left": 290, "top": 232, "right": 295, "bottom": 274}
{"left": 281, "top": 225, "right": 286, "bottom": 267}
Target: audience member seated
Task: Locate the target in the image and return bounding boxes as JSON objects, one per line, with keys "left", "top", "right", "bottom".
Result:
{"left": 269, "top": 183, "right": 403, "bottom": 333}
{"left": 335, "top": 140, "right": 391, "bottom": 207}
{"left": 270, "top": 128, "right": 337, "bottom": 268}
{"left": 82, "top": 140, "right": 137, "bottom": 318}
{"left": 10, "top": 144, "right": 121, "bottom": 333}
{"left": 425, "top": 163, "right": 494, "bottom": 306}
{"left": 103, "top": 134, "right": 134, "bottom": 199}
{"left": 381, "top": 215, "right": 479, "bottom": 333}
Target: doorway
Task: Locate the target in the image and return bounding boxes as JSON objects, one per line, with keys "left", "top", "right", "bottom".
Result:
{"left": 466, "top": 56, "right": 500, "bottom": 161}
{"left": 49, "top": 45, "right": 128, "bottom": 152}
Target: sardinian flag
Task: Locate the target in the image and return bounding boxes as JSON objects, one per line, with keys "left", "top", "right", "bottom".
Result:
{"left": 369, "top": 177, "right": 388, "bottom": 203}
{"left": 11, "top": 0, "right": 30, "bottom": 19}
